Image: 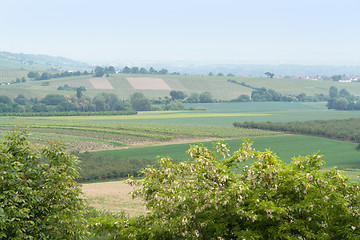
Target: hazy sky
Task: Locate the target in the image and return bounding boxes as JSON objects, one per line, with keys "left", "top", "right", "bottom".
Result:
{"left": 2, "top": 0, "right": 360, "bottom": 65}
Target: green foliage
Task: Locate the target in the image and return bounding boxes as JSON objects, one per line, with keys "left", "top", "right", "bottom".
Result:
{"left": 76, "top": 152, "right": 156, "bottom": 181}
{"left": 234, "top": 117, "right": 360, "bottom": 143}
{"left": 199, "top": 91, "right": 213, "bottom": 103}
{"left": 326, "top": 86, "right": 360, "bottom": 110}
{"left": 331, "top": 75, "right": 342, "bottom": 81}
{"left": 0, "top": 92, "right": 132, "bottom": 114}
{"left": 170, "top": 90, "right": 187, "bottom": 100}
{"left": 264, "top": 71, "right": 275, "bottom": 78}
{"left": 86, "top": 207, "right": 127, "bottom": 240}
{"left": 228, "top": 80, "right": 328, "bottom": 102}
{"left": 231, "top": 94, "right": 251, "bottom": 102}
{"left": 130, "top": 92, "right": 151, "bottom": 111}
{"left": 119, "top": 139, "right": 360, "bottom": 239}
{"left": 0, "top": 128, "right": 87, "bottom": 239}
{"left": 94, "top": 66, "right": 105, "bottom": 77}
{"left": 40, "top": 94, "right": 67, "bottom": 105}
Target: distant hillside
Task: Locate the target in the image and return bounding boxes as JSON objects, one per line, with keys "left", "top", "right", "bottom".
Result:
{"left": 1, "top": 72, "right": 360, "bottom": 101}
{"left": 0, "top": 51, "right": 92, "bottom": 71}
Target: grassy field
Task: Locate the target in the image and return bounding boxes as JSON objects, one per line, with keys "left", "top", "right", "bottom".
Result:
{"left": 2, "top": 71, "right": 360, "bottom": 100}
{"left": 81, "top": 134, "right": 360, "bottom": 217}
{"left": 91, "top": 134, "right": 360, "bottom": 170}
{"left": 81, "top": 181, "right": 147, "bottom": 217}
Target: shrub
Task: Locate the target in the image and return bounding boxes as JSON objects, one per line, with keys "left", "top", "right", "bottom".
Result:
{"left": 120, "top": 139, "right": 360, "bottom": 239}
{"left": 0, "top": 128, "right": 87, "bottom": 239}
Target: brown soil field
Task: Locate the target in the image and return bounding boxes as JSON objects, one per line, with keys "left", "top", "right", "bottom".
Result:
{"left": 127, "top": 77, "right": 172, "bottom": 90}
{"left": 89, "top": 77, "right": 114, "bottom": 89}
{"left": 81, "top": 181, "right": 147, "bottom": 218}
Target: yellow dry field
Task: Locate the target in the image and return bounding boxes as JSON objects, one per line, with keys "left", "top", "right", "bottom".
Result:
{"left": 81, "top": 181, "right": 147, "bottom": 218}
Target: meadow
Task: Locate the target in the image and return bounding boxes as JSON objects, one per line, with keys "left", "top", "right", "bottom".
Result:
{"left": 91, "top": 134, "right": 360, "bottom": 170}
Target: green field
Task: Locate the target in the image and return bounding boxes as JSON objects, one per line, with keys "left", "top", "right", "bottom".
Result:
{"left": 1, "top": 101, "right": 360, "bottom": 181}
{"left": 2, "top": 71, "right": 360, "bottom": 100}
{"left": 0, "top": 110, "right": 279, "bottom": 151}
{"left": 91, "top": 134, "right": 360, "bottom": 170}
{"left": 2, "top": 102, "right": 360, "bottom": 146}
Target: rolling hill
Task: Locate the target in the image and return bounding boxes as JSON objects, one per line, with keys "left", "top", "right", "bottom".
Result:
{"left": 1, "top": 71, "right": 360, "bottom": 101}
{"left": 0, "top": 51, "right": 92, "bottom": 71}
{"left": 1, "top": 51, "right": 360, "bottom": 101}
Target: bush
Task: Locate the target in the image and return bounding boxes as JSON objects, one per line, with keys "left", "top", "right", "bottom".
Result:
{"left": 120, "top": 139, "right": 360, "bottom": 239}
{"left": 0, "top": 128, "right": 87, "bottom": 239}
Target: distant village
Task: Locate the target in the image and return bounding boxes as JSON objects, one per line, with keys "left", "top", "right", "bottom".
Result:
{"left": 293, "top": 74, "right": 360, "bottom": 82}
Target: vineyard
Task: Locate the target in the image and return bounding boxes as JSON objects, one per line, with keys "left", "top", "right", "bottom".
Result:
{"left": 0, "top": 112, "right": 278, "bottom": 152}
{"left": 1, "top": 102, "right": 360, "bottom": 183}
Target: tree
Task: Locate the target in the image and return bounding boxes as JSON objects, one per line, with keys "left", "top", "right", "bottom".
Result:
{"left": 265, "top": 72, "right": 275, "bottom": 78}
{"left": 94, "top": 66, "right": 105, "bottom": 77}
{"left": 149, "top": 67, "right": 157, "bottom": 74}
{"left": 139, "top": 68, "right": 147, "bottom": 74}
{"left": 122, "top": 66, "right": 131, "bottom": 74}
{"left": 329, "top": 86, "right": 338, "bottom": 98}
{"left": 339, "top": 88, "right": 350, "bottom": 98}
{"left": 130, "top": 92, "right": 151, "bottom": 111}
{"left": 39, "top": 72, "right": 50, "bottom": 80}
{"left": 331, "top": 75, "right": 342, "bottom": 81}
{"left": 106, "top": 66, "right": 116, "bottom": 74}
{"left": 170, "top": 90, "right": 187, "bottom": 100}
{"left": 187, "top": 92, "right": 200, "bottom": 103}
{"left": 131, "top": 97, "right": 151, "bottom": 111}
{"left": 40, "top": 94, "right": 67, "bottom": 105}
{"left": 27, "top": 71, "right": 40, "bottom": 79}
{"left": 199, "top": 91, "right": 213, "bottom": 103}
{"left": 333, "top": 98, "right": 349, "bottom": 110}
{"left": 232, "top": 94, "right": 250, "bottom": 102}
{"left": 0, "top": 95, "right": 12, "bottom": 104}
{"left": 120, "top": 140, "right": 360, "bottom": 239}
{"left": 76, "top": 87, "right": 83, "bottom": 99}
{"left": 159, "top": 69, "right": 168, "bottom": 75}
{"left": 131, "top": 67, "right": 139, "bottom": 74}
{"left": 14, "top": 94, "right": 28, "bottom": 105}
{"left": 0, "top": 129, "right": 87, "bottom": 239}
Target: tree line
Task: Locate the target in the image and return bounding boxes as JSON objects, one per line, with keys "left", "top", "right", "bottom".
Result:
{"left": 327, "top": 86, "right": 360, "bottom": 110}
{"left": 27, "top": 70, "right": 89, "bottom": 81}
{"left": 233, "top": 118, "right": 360, "bottom": 146}
{"left": 0, "top": 92, "right": 129, "bottom": 114}
{"left": 0, "top": 91, "right": 200, "bottom": 114}
{"left": 167, "top": 90, "right": 214, "bottom": 103}
{"left": 228, "top": 80, "right": 328, "bottom": 102}
{"left": 93, "top": 65, "right": 179, "bottom": 77}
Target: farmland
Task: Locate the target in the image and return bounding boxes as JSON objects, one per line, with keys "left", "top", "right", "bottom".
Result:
{"left": 1, "top": 102, "right": 360, "bottom": 180}
{"left": 1, "top": 71, "right": 360, "bottom": 183}
{"left": 2, "top": 70, "right": 360, "bottom": 100}
{"left": 2, "top": 70, "right": 360, "bottom": 225}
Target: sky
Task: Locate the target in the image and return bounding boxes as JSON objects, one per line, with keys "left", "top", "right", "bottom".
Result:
{"left": 1, "top": 0, "right": 360, "bottom": 65}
